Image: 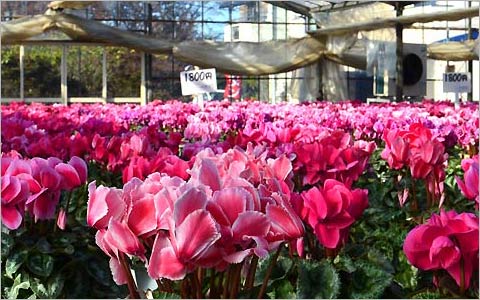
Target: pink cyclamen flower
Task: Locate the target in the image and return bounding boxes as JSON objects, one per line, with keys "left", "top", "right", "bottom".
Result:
{"left": 403, "top": 210, "right": 479, "bottom": 289}
{"left": 148, "top": 187, "right": 220, "bottom": 280}
{"left": 455, "top": 155, "right": 479, "bottom": 205}
{"left": 87, "top": 181, "right": 125, "bottom": 230}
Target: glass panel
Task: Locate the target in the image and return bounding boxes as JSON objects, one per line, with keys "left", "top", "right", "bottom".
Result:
{"left": 204, "top": 23, "right": 225, "bottom": 41}
{"left": 259, "top": 77, "right": 269, "bottom": 102}
{"left": 236, "top": 2, "right": 259, "bottom": 22}
{"left": 152, "top": 55, "right": 175, "bottom": 99}
{"left": 204, "top": 2, "right": 232, "bottom": 22}
{"left": 287, "top": 10, "right": 305, "bottom": 24}
{"left": 174, "top": 1, "right": 203, "bottom": 21}
{"left": 1, "top": 1, "right": 26, "bottom": 20}
{"left": 232, "top": 23, "right": 259, "bottom": 42}
{"left": 116, "top": 2, "right": 145, "bottom": 20}
{"left": 67, "top": 46, "right": 102, "bottom": 97}
{"left": 274, "top": 6, "right": 287, "bottom": 23}
{"left": 287, "top": 24, "right": 307, "bottom": 38}
{"left": 24, "top": 46, "right": 61, "bottom": 98}
{"left": 88, "top": 1, "right": 117, "bottom": 19}
{"left": 151, "top": 2, "right": 175, "bottom": 20}
{"left": 106, "top": 47, "right": 141, "bottom": 98}
{"left": 259, "top": 24, "right": 273, "bottom": 42}
{"left": 242, "top": 76, "right": 260, "bottom": 100}
{"left": 1, "top": 46, "right": 20, "bottom": 98}
{"left": 174, "top": 21, "right": 201, "bottom": 41}
{"left": 152, "top": 21, "right": 175, "bottom": 39}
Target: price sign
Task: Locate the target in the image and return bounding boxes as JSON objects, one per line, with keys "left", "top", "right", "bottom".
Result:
{"left": 180, "top": 68, "right": 217, "bottom": 95}
{"left": 443, "top": 72, "right": 471, "bottom": 93}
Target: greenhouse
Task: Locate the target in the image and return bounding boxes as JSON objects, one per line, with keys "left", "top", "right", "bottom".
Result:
{"left": 1, "top": 1, "right": 479, "bottom": 299}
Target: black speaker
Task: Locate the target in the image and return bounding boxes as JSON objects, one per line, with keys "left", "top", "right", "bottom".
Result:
{"left": 374, "top": 43, "right": 427, "bottom": 97}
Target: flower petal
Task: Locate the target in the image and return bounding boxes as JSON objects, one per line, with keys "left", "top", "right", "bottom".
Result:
{"left": 69, "top": 156, "right": 88, "bottom": 184}
{"left": 55, "top": 163, "right": 81, "bottom": 190}
{"left": 212, "top": 187, "right": 249, "bottom": 225}
{"left": 128, "top": 196, "right": 157, "bottom": 237}
{"left": 1, "top": 205, "right": 23, "bottom": 230}
{"left": 175, "top": 209, "right": 220, "bottom": 261}
{"left": 148, "top": 233, "right": 186, "bottom": 280}
{"left": 174, "top": 187, "right": 208, "bottom": 225}
{"left": 232, "top": 211, "right": 270, "bottom": 242}
{"left": 198, "top": 159, "right": 221, "bottom": 191}
{"left": 109, "top": 257, "right": 128, "bottom": 285}
{"left": 104, "top": 219, "right": 145, "bottom": 260}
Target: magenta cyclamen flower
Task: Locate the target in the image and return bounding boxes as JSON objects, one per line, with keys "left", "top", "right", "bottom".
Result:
{"left": 403, "top": 210, "right": 479, "bottom": 289}
{"left": 1, "top": 155, "right": 88, "bottom": 230}
{"left": 300, "top": 179, "right": 368, "bottom": 249}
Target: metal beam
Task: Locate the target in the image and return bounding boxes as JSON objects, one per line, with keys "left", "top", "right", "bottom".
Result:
{"left": 60, "top": 45, "right": 67, "bottom": 105}
{"left": 102, "top": 48, "right": 107, "bottom": 103}
{"left": 19, "top": 45, "right": 24, "bottom": 100}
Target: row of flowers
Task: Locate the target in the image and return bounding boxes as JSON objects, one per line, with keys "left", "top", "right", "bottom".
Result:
{"left": 2, "top": 100, "right": 478, "bottom": 159}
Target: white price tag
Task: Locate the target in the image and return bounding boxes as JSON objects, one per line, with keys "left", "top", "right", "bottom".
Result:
{"left": 180, "top": 68, "right": 217, "bottom": 95}
{"left": 443, "top": 72, "right": 471, "bottom": 93}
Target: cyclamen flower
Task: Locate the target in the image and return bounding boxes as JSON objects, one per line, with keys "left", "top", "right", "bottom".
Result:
{"left": 1, "top": 155, "right": 88, "bottom": 230}
{"left": 403, "top": 210, "right": 479, "bottom": 289}
{"left": 300, "top": 179, "right": 368, "bottom": 249}
{"left": 455, "top": 155, "right": 479, "bottom": 206}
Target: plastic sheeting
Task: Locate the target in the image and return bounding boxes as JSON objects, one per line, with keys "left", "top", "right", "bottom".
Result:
{"left": 310, "top": 6, "right": 479, "bottom": 37}
{"left": 289, "top": 63, "right": 320, "bottom": 102}
{"left": 428, "top": 39, "right": 479, "bottom": 61}
{"left": 1, "top": 13, "right": 174, "bottom": 53}
{"left": 172, "top": 37, "right": 327, "bottom": 75}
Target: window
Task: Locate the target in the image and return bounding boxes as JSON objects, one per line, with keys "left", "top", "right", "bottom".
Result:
{"left": 232, "top": 25, "right": 240, "bottom": 40}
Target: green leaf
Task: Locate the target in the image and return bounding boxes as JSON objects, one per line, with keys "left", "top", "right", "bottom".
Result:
{"left": 75, "top": 206, "right": 88, "bottom": 226}
{"left": 86, "top": 257, "right": 113, "bottom": 286}
{"left": 26, "top": 253, "right": 54, "bottom": 277}
{"left": 296, "top": 259, "right": 340, "bottom": 299}
{"left": 348, "top": 260, "right": 393, "bottom": 299}
{"left": 270, "top": 280, "right": 295, "bottom": 299}
{"left": 254, "top": 253, "right": 292, "bottom": 286}
{"left": 29, "top": 278, "right": 48, "bottom": 299}
{"left": 1, "top": 233, "right": 14, "bottom": 259}
{"left": 47, "top": 273, "right": 65, "bottom": 298}
{"left": 6, "top": 250, "right": 29, "bottom": 279}
{"left": 35, "top": 238, "right": 52, "bottom": 254}
{"left": 333, "top": 254, "right": 356, "bottom": 273}
{"left": 411, "top": 291, "right": 442, "bottom": 299}
{"left": 152, "top": 291, "right": 181, "bottom": 299}
{"left": 30, "top": 274, "right": 65, "bottom": 299}
{"left": 6, "top": 273, "right": 30, "bottom": 299}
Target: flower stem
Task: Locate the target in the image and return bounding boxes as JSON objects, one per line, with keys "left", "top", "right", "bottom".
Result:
{"left": 411, "top": 180, "right": 418, "bottom": 212}
{"left": 190, "top": 270, "right": 202, "bottom": 298}
{"left": 181, "top": 277, "right": 189, "bottom": 298}
{"left": 209, "top": 269, "right": 217, "bottom": 299}
{"left": 257, "top": 244, "right": 283, "bottom": 298}
{"left": 459, "top": 258, "right": 465, "bottom": 295}
{"left": 245, "top": 256, "right": 258, "bottom": 291}
{"left": 222, "top": 266, "right": 231, "bottom": 299}
{"left": 118, "top": 252, "right": 140, "bottom": 299}
{"left": 229, "top": 263, "right": 243, "bottom": 298}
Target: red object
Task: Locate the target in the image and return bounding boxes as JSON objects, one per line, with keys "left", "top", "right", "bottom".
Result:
{"left": 224, "top": 75, "right": 242, "bottom": 100}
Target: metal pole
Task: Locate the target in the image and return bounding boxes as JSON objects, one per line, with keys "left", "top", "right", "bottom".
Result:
{"left": 20, "top": 45, "right": 24, "bottom": 100}
{"left": 140, "top": 52, "right": 146, "bottom": 105}
{"left": 61, "top": 45, "right": 68, "bottom": 105}
{"left": 395, "top": 2, "right": 404, "bottom": 102}
{"left": 467, "top": 0, "right": 473, "bottom": 101}
{"left": 102, "top": 48, "right": 107, "bottom": 103}
{"left": 144, "top": 2, "right": 153, "bottom": 102}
